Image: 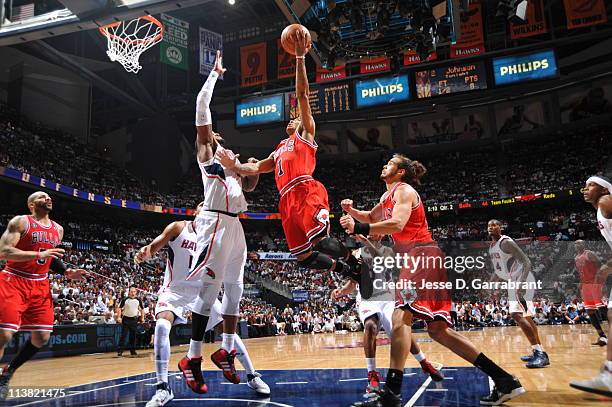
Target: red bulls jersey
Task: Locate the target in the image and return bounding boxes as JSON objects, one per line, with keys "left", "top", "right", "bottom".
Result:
{"left": 575, "top": 251, "right": 599, "bottom": 284}
{"left": 380, "top": 182, "right": 432, "bottom": 246}
{"left": 3, "top": 215, "right": 61, "bottom": 280}
{"left": 273, "top": 132, "right": 318, "bottom": 197}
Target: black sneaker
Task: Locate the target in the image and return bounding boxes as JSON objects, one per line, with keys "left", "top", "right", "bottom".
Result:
{"left": 480, "top": 376, "right": 525, "bottom": 405}
{"left": 525, "top": 350, "right": 549, "bottom": 369}
{"left": 130, "top": 350, "right": 138, "bottom": 356}
{"left": 520, "top": 351, "right": 534, "bottom": 362}
{"left": 352, "top": 387, "right": 401, "bottom": 407}
{"left": 117, "top": 350, "right": 123, "bottom": 357}
{"left": 0, "top": 367, "right": 14, "bottom": 402}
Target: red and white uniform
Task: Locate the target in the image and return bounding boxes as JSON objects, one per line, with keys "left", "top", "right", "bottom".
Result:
{"left": 273, "top": 131, "right": 330, "bottom": 256}
{"left": 575, "top": 250, "right": 604, "bottom": 310}
{"left": 0, "top": 215, "right": 61, "bottom": 333}
{"left": 382, "top": 183, "right": 452, "bottom": 326}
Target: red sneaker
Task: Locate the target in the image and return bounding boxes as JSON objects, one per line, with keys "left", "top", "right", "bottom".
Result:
{"left": 178, "top": 356, "right": 208, "bottom": 394}
{"left": 366, "top": 370, "right": 381, "bottom": 393}
{"left": 211, "top": 348, "right": 240, "bottom": 384}
{"left": 420, "top": 360, "right": 444, "bottom": 382}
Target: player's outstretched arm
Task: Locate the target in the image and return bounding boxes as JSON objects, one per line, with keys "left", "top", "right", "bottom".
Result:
{"left": 216, "top": 149, "right": 275, "bottom": 176}
{"left": 241, "top": 157, "right": 261, "bottom": 192}
{"left": 294, "top": 30, "right": 315, "bottom": 143}
{"left": 195, "top": 50, "right": 226, "bottom": 163}
{"left": 341, "top": 199, "right": 383, "bottom": 224}
{"left": 134, "top": 221, "right": 184, "bottom": 265}
{"left": 340, "top": 186, "right": 415, "bottom": 236}
{"left": 0, "top": 216, "right": 64, "bottom": 261}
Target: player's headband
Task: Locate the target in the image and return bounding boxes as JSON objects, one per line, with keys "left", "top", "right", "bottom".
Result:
{"left": 586, "top": 176, "right": 612, "bottom": 192}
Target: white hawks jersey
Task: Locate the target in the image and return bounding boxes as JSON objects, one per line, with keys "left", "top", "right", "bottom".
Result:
{"left": 597, "top": 207, "right": 612, "bottom": 250}
{"left": 198, "top": 146, "right": 248, "bottom": 214}
{"left": 160, "top": 221, "right": 199, "bottom": 292}
{"left": 489, "top": 235, "right": 523, "bottom": 281}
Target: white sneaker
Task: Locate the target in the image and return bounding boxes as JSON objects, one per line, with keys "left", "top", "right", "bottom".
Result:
{"left": 146, "top": 386, "right": 174, "bottom": 407}
{"left": 247, "top": 372, "right": 271, "bottom": 395}
{"left": 570, "top": 365, "right": 612, "bottom": 397}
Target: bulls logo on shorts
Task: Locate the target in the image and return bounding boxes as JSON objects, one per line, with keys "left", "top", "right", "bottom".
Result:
{"left": 206, "top": 267, "right": 216, "bottom": 279}
{"left": 399, "top": 287, "right": 418, "bottom": 305}
{"left": 315, "top": 208, "right": 330, "bottom": 225}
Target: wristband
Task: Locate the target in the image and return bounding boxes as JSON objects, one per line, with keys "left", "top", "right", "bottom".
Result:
{"left": 295, "top": 56, "right": 305, "bottom": 59}
{"left": 353, "top": 222, "right": 370, "bottom": 236}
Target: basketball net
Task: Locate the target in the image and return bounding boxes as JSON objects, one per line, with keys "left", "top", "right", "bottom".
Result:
{"left": 99, "top": 15, "right": 164, "bottom": 74}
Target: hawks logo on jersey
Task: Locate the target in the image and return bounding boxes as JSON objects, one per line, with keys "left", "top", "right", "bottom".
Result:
{"left": 180, "top": 239, "right": 196, "bottom": 251}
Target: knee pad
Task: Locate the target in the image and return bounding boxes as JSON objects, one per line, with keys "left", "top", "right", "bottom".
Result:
{"left": 297, "top": 251, "right": 334, "bottom": 271}
{"left": 221, "top": 282, "right": 243, "bottom": 316}
{"left": 155, "top": 318, "right": 172, "bottom": 338}
{"left": 313, "top": 237, "right": 348, "bottom": 259}
{"left": 194, "top": 281, "right": 222, "bottom": 316}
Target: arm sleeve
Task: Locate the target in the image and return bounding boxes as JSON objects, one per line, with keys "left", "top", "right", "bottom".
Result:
{"left": 119, "top": 298, "right": 126, "bottom": 308}
{"left": 195, "top": 70, "right": 219, "bottom": 126}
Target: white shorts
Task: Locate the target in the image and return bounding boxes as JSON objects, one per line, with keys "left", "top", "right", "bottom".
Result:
{"left": 188, "top": 211, "right": 246, "bottom": 285}
{"left": 156, "top": 286, "right": 223, "bottom": 330}
{"left": 357, "top": 298, "right": 395, "bottom": 336}
{"left": 508, "top": 299, "right": 535, "bottom": 317}
{"left": 608, "top": 287, "right": 612, "bottom": 310}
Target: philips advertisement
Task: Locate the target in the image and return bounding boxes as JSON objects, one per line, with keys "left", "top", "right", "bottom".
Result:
{"left": 355, "top": 74, "right": 410, "bottom": 109}
{"left": 492, "top": 50, "right": 557, "bottom": 86}
{"left": 236, "top": 94, "right": 284, "bottom": 127}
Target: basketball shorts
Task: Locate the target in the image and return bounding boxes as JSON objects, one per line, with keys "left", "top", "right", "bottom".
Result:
{"left": 581, "top": 283, "right": 605, "bottom": 310}
{"left": 0, "top": 271, "right": 54, "bottom": 332}
{"left": 394, "top": 243, "right": 452, "bottom": 326}
{"left": 507, "top": 272, "right": 536, "bottom": 316}
{"left": 187, "top": 211, "right": 246, "bottom": 285}
{"left": 508, "top": 299, "right": 536, "bottom": 317}
{"left": 279, "top": 180, "right": 330, "bottom": 256}
{"left": 357, "top": 297, "right": 395, "bottom": 336}
{"left": 156, "top": 285, "right": 223, "bottom": 330}
{"left": 608, "top": 287, "right": 612, "bottom": 310}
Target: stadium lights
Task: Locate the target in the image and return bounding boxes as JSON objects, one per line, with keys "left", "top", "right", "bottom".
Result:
{"left": 228, "top": 0, "right": 236, "bottom": 5}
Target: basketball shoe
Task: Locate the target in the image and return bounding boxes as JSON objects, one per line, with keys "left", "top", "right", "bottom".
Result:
{"left": 247, "top": 372, "right": 271, "bottom": 395}
{"left": 0, "top": 365, "right": 13, "bottom": 402}
{"left": 420, "top": 360, "right": 444, "bottom": 381}
{"left": 525, "top": 350, "right": 550, "bottom": 368}
{"left": 178, "top": 356, "right": 208, "bottom": 394}
{"left": 352, "top": 387, "right": 402, "bottom": 407}
{"left": 569, "top": 364, "right": 612, "bottom": 397}
{"left": 146, "top": 382, "right": 174, "bottom": 407}
{"left": 366, "top": 370, "right": 381, "bottom": 393}
{"left": 592, "top": 337, "right": 608, "bottom": 347}
{"left": 211, "top": 348, "right": 240, "bottom": 384}
{"left": 480, "top": 375, "right": 525, "bottom": 405}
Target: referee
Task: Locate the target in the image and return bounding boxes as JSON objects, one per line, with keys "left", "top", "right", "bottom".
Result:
{"left": 116, "top": 286, "right": 144, "bottom": 356}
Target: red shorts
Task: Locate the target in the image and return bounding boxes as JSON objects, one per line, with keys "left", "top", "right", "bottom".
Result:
{"left": 394, "top": 243, "right": 452, "bottom": 326}
{"left": 582, "top": 283, "right": 604, "bottom": 309}
{"left": 279, "top": 180, "right": 330, "bottom": 256}
{"left": 0, "top": 271, "right": 54, "bottom": 332}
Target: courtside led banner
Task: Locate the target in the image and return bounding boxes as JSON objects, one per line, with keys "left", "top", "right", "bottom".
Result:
{"left": 354, "top": 74, "right": 410, "bottom": 109}
{"left": 492, "top": 50, "right": 557, "bottom": 86}
{"left": 235, "top": 94, "right": 284, "bottom": 127}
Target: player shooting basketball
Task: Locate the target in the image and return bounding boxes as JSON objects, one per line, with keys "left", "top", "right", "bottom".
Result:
{"left": 217, "top": 26, "right": 363, "bottom": 287}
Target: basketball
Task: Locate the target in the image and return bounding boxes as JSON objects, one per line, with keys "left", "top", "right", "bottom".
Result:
{"left": 281, "top": 24, "right": 311, "bottom": 56}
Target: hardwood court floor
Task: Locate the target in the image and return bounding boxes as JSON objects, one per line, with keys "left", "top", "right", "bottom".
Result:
{"left": 7, "top": 324, "right": 612, "bottom": 406}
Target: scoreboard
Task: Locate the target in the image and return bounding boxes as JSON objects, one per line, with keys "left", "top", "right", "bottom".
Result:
{"left": 287, "top": 82, "right": 351, "bottom": 119}
{"left": 416, "top": 61, "right": 487, "bottom": 98}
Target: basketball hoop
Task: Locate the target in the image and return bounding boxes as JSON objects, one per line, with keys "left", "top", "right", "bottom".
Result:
{"left": 99, "top": 15, "right": 164, "bottom": 74}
